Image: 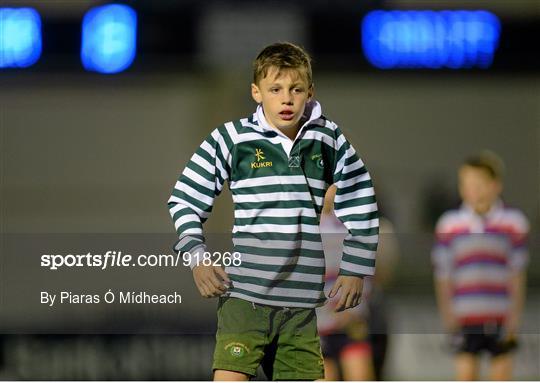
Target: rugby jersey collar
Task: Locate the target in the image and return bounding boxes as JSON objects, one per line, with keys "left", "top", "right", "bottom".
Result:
{"left": 253, "top": 100, "right": 322, "bottom": 137}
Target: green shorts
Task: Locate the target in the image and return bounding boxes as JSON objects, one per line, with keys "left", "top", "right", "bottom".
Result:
{"left": 213, "top": 296, "right": 324, "bottom": 380}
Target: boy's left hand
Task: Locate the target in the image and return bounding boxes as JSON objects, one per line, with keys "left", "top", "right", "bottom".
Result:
{"left": 329, "top": 275, "right": 363, "bottom": 312}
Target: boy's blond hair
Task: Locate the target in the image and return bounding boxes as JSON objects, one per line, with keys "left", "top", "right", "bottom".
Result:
{"left": 462, "top": 150, "right": 505, "bottom": 180}
{"left": 253, "top": 42, "right": 312, "bottom": 85}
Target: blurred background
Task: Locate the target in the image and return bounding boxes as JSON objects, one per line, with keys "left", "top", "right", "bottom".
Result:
{"left": 0, "top": 0, "right": 538, "bottom": 380}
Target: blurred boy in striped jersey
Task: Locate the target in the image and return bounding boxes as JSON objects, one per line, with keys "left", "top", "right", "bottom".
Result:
{"left": 432, "top": 151, "right": 529, "bottom": 380}
{"left": 167, "top": 42, "right": 378, "bottom": 380}
{"left": 318, "top": 185, "right": 399, "bottom": 381}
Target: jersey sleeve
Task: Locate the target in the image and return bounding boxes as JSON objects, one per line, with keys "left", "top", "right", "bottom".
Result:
{"left": 332, "top": 128, "right": 379, "bottom": 277}
{"left": 167, "top": 127, "right": 232, "bottom": 268}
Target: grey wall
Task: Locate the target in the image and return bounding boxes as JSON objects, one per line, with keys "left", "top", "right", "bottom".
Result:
{"left": 2, "top": 73, "right": 538, "bottom": 234}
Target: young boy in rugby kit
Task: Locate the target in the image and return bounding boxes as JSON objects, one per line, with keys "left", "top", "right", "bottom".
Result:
{"left": 168, "top": 42, "right": 379, "bottom": 380}
{"left": 432, "top": 152, "right": 529, "bottom": 380}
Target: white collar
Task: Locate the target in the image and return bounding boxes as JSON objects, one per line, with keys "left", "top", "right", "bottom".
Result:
{"left": 253, "top": 100, "right": 322, "bottom": 135}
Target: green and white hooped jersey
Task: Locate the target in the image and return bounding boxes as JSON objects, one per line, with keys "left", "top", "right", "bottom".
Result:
{"left": 168, "top": 101, "right": 379, "bottom": 308}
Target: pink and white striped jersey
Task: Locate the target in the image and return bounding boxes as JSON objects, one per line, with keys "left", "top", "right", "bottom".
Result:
{"left": 432, "top": 200, "right": 529, "bottom": 326}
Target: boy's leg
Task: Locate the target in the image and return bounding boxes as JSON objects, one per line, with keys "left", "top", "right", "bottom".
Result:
{"left": 454, "top": 326, "right": 482, "bottom": 380}
{"left": 487, "top": 325, "right": 516, "bottom": 380}
{"left": 322, "top": 358, "right": 339, "bottom": 381}
{"left": 213, "top": 297, "right": 269, "bottom": 379}
{"left": 489, "top": 353, "right": 513, "bottom": 381}
{"left": 272, "top": 308, "right": 325, "bottom": 380}
{"left": 339, "top": 342, "right": 374, "bottom": 381}
{"left": 320, "top": 335, "right": 340, "bottom": 381}
{"left": 214, "top": 370, "right": 250, "bottom": 381}
{"left": 455, "top": 353, "right": 479, "bottom": 381}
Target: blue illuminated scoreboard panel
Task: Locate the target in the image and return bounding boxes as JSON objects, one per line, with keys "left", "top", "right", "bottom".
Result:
{"left": 0, "top": 4, "right": 538, "bottom": 74}
{"left": 0, "top": 8, "right": 42, "bottom": 68}
{"left": 0, "top": 4, "right": 136, "bottom": 73}
{"left": 362, "top": 11, "right": 501, "bottom": 69}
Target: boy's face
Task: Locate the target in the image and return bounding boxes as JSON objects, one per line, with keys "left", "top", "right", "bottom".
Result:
{"left": 251, "top": 66, "right": 313, "bottom": 133}
{"left": 458, "top": 165, "right": 502, "bottom": 214}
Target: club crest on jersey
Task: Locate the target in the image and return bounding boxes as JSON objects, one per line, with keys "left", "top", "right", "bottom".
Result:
{"left": 225, "top": 342, "right": 249, "bottom": 357}
{"left": 251, "top": 148, "right": 273, "bottom": 169}
{"left": 311, "top": 153, "right": 324, "bottom": 169}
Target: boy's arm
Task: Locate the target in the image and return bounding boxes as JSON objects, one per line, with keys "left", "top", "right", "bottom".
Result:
{"left": 506, "top": 270, "right": 526, "bottom": 337}
{"left": 329, "top": 130, "right": 379, "bottom": 311}
{"left": 431, "top": 217, "right": 458, "bottom": 332}
{"left": 505, "top": 214, "right": 529, "bottom": 336}
{"left": 434, "top": 277, "right": 458, "bottom": 332}
{"left": 167, "top": 127, "right": 232, "bottom": 297}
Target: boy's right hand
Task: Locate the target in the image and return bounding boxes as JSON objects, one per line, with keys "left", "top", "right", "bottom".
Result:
{"left": 192, "top": 265, "right": 231, "bottom": 298}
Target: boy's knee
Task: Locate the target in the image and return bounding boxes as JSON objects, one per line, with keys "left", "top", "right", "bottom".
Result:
{"left": 213, "top": 369, "right": 251, "bottom": 381}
